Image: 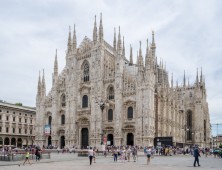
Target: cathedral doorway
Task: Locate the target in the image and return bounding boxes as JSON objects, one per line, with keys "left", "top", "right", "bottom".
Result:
{"left": 4, "top": 137, "right": 10, "bottom": 145}
{"left": 17, "top": 138, "right": 22, "bottom": 147}
{"left": 60, "top": 136, "right": 65, "bottom": 149}
{"left": 81, "top": 128, "right": 88, "bottom": 149}
{"left": 11, "top": 138, "right": 16, "bottom": 146}
{"left": 107, "top": 134, "right": 114, "bottom": 146}
{"left": 127, "top": 133, "right": 134, "bottom": 146}
{"left": 48, "top": 136, "right": 52, "bottom": 146}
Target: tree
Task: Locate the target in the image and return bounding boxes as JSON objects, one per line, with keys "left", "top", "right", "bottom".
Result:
{"left": 15, "top": 103, "right": 23, "bottom": 106}
{"left": 219, "top": 143, "right": 222, "bottom": 148}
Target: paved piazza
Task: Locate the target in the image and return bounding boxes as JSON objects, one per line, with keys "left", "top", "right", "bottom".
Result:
{"left": 0, "top": 152, "right": 222, "bottom": 170}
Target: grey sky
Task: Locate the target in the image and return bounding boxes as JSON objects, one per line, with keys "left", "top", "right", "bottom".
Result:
{"left": 0, "top": 0, "right": 221, "bottom": 130}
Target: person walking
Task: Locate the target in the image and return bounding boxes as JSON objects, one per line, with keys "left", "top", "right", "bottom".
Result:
{"left": 132, "top": 147, "right": 137, "bottom": 162}
{"left": 93, "top": 149, "right": 96, "bottom": 163}
{"left": 113, "top": 147, "right": 118, "bottom": 162}
{"left": 146, "top": 147, "right": 152, "bottom": 165}
{"left": 193, "top": 146, "right": 201, "bottom": 167}
{"left": 88, "top": 147, "right": 94, "bottom": 165}
{"left": 35, "top": 147, "right": 41, "bottom": 161}
{"left": 23, "top": 149, "right": 31, "bottom": 165}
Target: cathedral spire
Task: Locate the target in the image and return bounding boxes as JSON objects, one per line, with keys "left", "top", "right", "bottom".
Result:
{"left": 122, "top": 36, "right": 125, "bottom": 57}
{"left": 37, "top": 71, "right": 42, "bottom": 96}
{"left": 73, "top": 24, "right": 77, "bottom": 49}
{"left": 117, "top": 26, "right": 122, "bottom": 55}
{"left": 200, "top": 67, "right": 203, "bottom": 83}
{"left": 171, "top": 73, "right": 174, "bottom": 88}
{"left": 138, "top": 41, "right": 144, "bottom": 70}
{"left": 93, "top": 15, "right": 97, "bottom": 44}
{"left": 42, "top": 69, "right": 46, "bottom": 96}
{"left": 67, "top": 26, "right": 72, "bottom": 52}
{"left": 196, "top": 68, "right": 199, "bottom": 86}
{"left": 145, "top": 38, "right": 149, "bottom": 69}
{"left": 129, "top": 44, "right": 133, "bottom": 65}
{"left": 136, "top": 51, "right": 139, "bottom": 65}
{"left": 183, "top": 70, "right": 186, "bottom": 87}
{"left": 99, "top": 13, "right": 103, "bottom": 43}
{"left": 113, "top": 27, "right": 116, "bottom": 51}
{"left": 54, "top": 49, "right": 58, "bottom": 77}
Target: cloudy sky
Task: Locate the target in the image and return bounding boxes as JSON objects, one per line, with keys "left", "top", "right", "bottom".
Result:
{"left": 0, "top": 0, "right": 221, "bottom": 133}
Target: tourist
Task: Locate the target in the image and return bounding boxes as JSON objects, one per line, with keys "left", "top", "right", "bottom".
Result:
{"left": 126, "top": 147, "right": 131, "bottom": 162}
{"left": 35, "top": 147, "right": 41, "bottom": 161}
{"left": 132, "top": 147, "right": 137, "bottom": 162}
{"left": 93, "top": 149, "right": 96, "bottom": 163}
{"left": 88, "top": 147, "right": 94, "bottom": 165}
{"left": 193, "top": 145, "right": 201, "bottom": 167}
{"left": 113, "top": 147, "right": 118, "bottom": 162}
{"left": 23, "top": 149, "right": 31, "bottom": 165}
{"left": 146, "top": 147, "right": 152, "bottom": 165}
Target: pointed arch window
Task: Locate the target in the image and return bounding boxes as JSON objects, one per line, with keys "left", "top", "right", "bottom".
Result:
{"left": 61, "top": 114, "right": 65, "bottom": 125}
{"left": 127, "top": 107, "right": 133, "bottom": 119}
{"left": 83, "top": 63, "right": 89, "bottom": 82}
{"left": 186, "top": 110, "right": 192, "bottom": 140}
{"left": 61, "top": 94, "right": 66, "bottom": 107}
{"left": 108, "top": 86, "right": 114, "bottom": 100}
{"left": 108, "top": 109, "right": 113, "bottom": 122}
{"left": 82, "top": 95, "right": 88, "bottom": 108}
{"left": 48, "top": 116, "right": 52, "bottom": 126}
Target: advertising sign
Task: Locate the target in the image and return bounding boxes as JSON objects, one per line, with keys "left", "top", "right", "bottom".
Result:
{"left": 103, "top": 136, "right": 107, "bottom": 145}
{"left": 44, "top": 125, "right": 51, "bottom": 136}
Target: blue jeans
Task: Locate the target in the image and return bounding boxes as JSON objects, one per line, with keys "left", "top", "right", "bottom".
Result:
{"left": 114, "top": 154, "right": 118, "bottom": 161}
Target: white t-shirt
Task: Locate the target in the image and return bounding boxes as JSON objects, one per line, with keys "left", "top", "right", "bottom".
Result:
{"left": 88, "top": 149, "right": 94, "bottom": 156}
{"left": 146, "top": 148, "right": 151, "bottom": 155}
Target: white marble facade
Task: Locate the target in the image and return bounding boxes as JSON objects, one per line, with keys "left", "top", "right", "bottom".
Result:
{"left": 35, "top": 14, "right": 211, "bottom": 149}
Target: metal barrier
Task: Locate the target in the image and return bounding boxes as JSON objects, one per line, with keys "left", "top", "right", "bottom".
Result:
{"left": 0, "top": 151, "right": 50, "bottom": 161}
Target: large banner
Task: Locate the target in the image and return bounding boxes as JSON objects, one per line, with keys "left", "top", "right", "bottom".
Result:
{"left": 44, "top": 125, "right": 51, "bottom": 136}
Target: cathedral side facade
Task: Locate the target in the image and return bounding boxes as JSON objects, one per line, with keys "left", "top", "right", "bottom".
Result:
{"left": 35, "top": 14, "right": 211, "bottom": 149}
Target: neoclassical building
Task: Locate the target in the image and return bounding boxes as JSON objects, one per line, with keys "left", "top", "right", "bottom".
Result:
{"left": 0, "top": 101, "right": 35, "bottom": 148}
{"left": 35, "top": 14, "right": 211, "bottom": 148}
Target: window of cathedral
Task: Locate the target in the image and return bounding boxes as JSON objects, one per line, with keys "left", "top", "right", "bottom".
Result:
{"left": 19, "top": 128, "right": 21, "bottom": 134}
{"left": 108, "top": 109, "right": 113, "bottom": 121}
{"left": 61, "top": 114, "right": 65, "bottom": 125}
{"left": 127, "top": 107, "right": 133, "bottom": 119}
{"left": 82, "top": 95, "right": 88, "bottom": 108}
{"left": 186, "top": 110, "right": 192, "bottom": 140}
{"left": 6, "top": 116, "right": 9, "bottom": 121}
{"left": 25, "top": 119, "right": 27, "bottom": 123}
{"left": 6, "top": 127, "right": 8, "bottom": 133}
{"left": 19, "top": 118, "right": 21, "bottom": 122}
{"left": 61, "top": 94, "right": 66, "bottom": 107}
{"left": 48, "top": 116, "right": 52, "bottom": 126}
{"left": 25, "top": 129, "right": 27, "bottom": 134}
{"left": 0, "top": 127, "right": 1, "bottom": 132}
{"left": 83, "top": 63, "right": 89, "bottom": 82}
{"left": 30, "top": 129, "right": 32, "bottom": 134}
{"left": 108, "top": 86, "right": 114, "bottom": 100}
{"left": 13, "top": 128, "right": 15, "bottom": 133}
{"left": 13, "top": 117, "right": 15, "bottom": 122}
{"left": 0, "top": 115, "right": 1, "bottom": 120}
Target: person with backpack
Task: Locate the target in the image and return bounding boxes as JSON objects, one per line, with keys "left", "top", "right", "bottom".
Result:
{"left": 146, "top": 147, "right": 152, "bottom": 165}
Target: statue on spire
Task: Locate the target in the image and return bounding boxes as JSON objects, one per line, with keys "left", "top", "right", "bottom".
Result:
{"left": 93, "top": 15, "right": 97, "bottom": 44}
{"left": 99, "top": 13, "right": 103, "bottom": 43}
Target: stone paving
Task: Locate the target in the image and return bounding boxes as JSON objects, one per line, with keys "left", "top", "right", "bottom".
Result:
{"left": 0, "top": 152, "right": 222, "bottom": 170}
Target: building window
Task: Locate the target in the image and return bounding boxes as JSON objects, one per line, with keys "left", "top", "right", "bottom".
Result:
{"left": 13, "top": 128, "right": 15, "bottom": 133}
{"left": 31, "top": 115, "right": 32, "bottom": 117}
{"left": 13, "top": 112, "right": 15, "bottom": 114}
{"left": 19, "top": 113, "right": 21, "bottom": 115}
{"left": 108, "top": 86, "right": 114, "bottom": 100}
{"left": 25, "top": 129, "right": 27, "bottom": 134}
{"left": 19, "top": 129, "right": 21, "bottom": 134}
{"left": 30, "top": 130, "right": 32, "bottom": 134}
{"left": 61, "top": 114, "right": 65, "bottom": 125}
{"left": 6, "top": 127, "right": 9, "bottom": 133}
{"left": 0, "top": 110, "right": 1, "bottom": 112}
{"left": 6, "top": 116, "right": 9, "bottom": 121}
{"left": 48, "top": 116, "right": 52, "bottom": 126}
{"left": 83, "top": 62, "right": 89, "bottom": 82}
{"left": 13, "top": 117, "right": 15, "bottom": 122}
{"left": 25, "top": 119, "right": 27, "bottom": 123}
{"left": 82, "top": 95, "right": 88, "bottom": 108}
{"left": 0, "top": 127, "right": 1, "bottom": 132}
{"left": 108, "top": 109, "right": 113, "bottom": 121}
{"left": 127, "top": 107, "right": 133, "bottom": 119}
{"left": 61, "top": 94, "right": 66, "bottom": 107}
{"left": 187, "top": 110, "right": 192, "bottom": 141}
{"left": 30, "top": 119, "right": 32, "bottom": 124}
{"left": 0, "top": 115, "right": 1, "bottom": 120}
{"left": 19, "top": 118, "right": 21, "bottom": 122}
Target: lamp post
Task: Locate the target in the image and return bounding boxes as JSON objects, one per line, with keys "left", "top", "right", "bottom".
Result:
{"left": 95, "top": 97, "right": 108, "bottom": 145}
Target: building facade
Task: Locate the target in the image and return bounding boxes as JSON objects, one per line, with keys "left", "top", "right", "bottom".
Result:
{"left": 35, "top": 14, "right": 211, "bottom": 149}
{"left": 0, "top": 101, "right": 35, "bottom": 148}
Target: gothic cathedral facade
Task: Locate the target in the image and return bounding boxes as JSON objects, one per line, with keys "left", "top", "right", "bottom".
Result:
{"left": 35, "top": 14, "right": 211, "bottom": 149}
